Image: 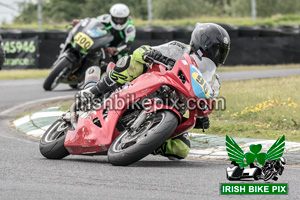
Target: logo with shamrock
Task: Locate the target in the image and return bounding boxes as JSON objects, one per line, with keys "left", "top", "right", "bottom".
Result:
{"left": 226, "top": 135, "right": 285, "bottom": 168}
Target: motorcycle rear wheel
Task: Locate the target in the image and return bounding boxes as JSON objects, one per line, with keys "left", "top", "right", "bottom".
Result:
{"left": 39, "top": 119, "right": 70, "bottom": 159}
{"left": 108, "top": 110, "right": 178, "bottom": 166}
{"left": 43, "top": 57, "right": 72, "bottom": 91}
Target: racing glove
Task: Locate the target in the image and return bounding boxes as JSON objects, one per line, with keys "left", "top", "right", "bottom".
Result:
{"left": 105, "top": 47, "right": 119, "bottom": 56}
{"left": 142, "top": 49, "right": 163, "bottom": 63}
{"left": 72, "top": 19, "right": 80, "bottom": 27}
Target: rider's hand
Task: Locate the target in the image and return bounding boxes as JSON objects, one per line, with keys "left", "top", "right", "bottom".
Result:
{"left": 72, "top": 19, "right": 80, "bottom": 27}
{"left": 142, "top": 49, "right": 163, "bottom": 63}
{"left": 75, "top": 88, "right": 95, "bottom": 112}
{"left": 105, "top": 47, "right": 119, "bottom": 56}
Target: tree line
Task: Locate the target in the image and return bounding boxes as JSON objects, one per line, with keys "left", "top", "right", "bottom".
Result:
{"left": 14, "top": 0, "right": 300, "bottom": 24}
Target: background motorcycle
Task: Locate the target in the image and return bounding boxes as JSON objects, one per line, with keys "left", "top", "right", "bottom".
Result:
{"left": 43, "top": 18, "right": 114, "bottom": 91}
{"left": 39, "top": 53, "right": 217, "bottom": 166}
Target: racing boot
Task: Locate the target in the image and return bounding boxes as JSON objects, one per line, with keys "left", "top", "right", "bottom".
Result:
{"left": 76, "top": 70, "right": 117, "bottom": 111}
{"left": 153, "top": 132, "right": 191, "bottom": 160}
{"left": 89, "top": 70, "right": 118, "bottom": 96}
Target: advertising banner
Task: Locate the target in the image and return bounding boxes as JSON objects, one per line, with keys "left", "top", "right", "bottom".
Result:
{"left": 2, "top": 36, "right": 39, "bottom": 69}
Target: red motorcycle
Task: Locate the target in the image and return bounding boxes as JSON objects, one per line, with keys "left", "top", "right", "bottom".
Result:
{"left": 39, "top": 54, "right": 216, "bottom": 166}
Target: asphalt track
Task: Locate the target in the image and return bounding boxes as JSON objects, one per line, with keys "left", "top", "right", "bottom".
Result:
{"left": 1, "top": 69, "right": 300, "bottom": 199}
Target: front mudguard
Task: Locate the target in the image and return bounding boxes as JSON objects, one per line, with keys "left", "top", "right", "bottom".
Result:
{"left": 145, "top": 103, "right": 182, "bottom": 124}
{"left": 62, "top": 51, "right": 78, "bottom": 64}
{"left": 53, "top": 48, "right": 78, "bottom": 69}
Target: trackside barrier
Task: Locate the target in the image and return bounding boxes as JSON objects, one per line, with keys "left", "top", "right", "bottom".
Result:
{"left": 1, "top": 24, "right": 300, "bottom": 69}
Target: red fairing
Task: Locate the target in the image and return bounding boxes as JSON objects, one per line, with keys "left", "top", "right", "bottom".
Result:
{"left": 64, "top": 53, "right": 215, "bottom": 154}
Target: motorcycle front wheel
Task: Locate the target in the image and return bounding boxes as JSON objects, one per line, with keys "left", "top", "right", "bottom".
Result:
{"left": 108, "top": 110, "right": 178, "bottom": 166}
{"left": 263, "top": 170, "right": 274, "bottom": 181}
{"left": 43, "top": 57, "right": 72, "bottom": 91}
{"left": 39, "top": 119, "right": 70, "bottom": 159}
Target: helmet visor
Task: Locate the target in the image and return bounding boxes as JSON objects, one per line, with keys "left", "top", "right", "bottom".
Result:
{"left": 205, "top": 44, "right": 230, "bottom": 66}
{"left": 112, "top": 16, "right": 128, "bottom": 25}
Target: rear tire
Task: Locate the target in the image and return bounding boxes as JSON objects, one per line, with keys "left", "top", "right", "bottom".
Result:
{"left": 39, "top": 119, "right": 70, "bottom": 159}
{"left": 43, "top": 57, "right": 72, "bottom": 91}
{"left": 108, "top": 110, "right": 178, "bottom": 166}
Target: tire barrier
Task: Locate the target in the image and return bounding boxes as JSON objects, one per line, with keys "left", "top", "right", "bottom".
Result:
{"left": 1, "top": 24, "right": 300, "bottom": 69}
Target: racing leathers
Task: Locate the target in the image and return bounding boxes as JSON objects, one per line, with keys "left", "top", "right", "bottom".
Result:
{"left": 72, "top": 14, "right": 135, "bottom": 63}
{"left": 97, "top": 14, "right": 136, "bottom": 62}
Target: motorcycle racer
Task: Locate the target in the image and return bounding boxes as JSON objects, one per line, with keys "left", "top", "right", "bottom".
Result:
{"left": 78, "top": 23, "right": 231, "bottom": 160}
{"left": 72, "top": 3, "right": 136, "bottom": 62}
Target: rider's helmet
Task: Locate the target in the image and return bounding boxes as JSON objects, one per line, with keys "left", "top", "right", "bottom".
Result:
{"left": 190, "top": 23, "right": 230, "bottom": 67}
{"left": 109, "top": 3, "right": 130, "bottom": 31}
{"left": 280, "top": 157, "right": 286, "bottom": 165}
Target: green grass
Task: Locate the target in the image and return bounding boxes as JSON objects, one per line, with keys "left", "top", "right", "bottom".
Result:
{"left": 219, "top": 64, "right": 300, "bottom": 72}
{"left": 192, "top": 75, "right": 300, "bottom": 142}
{"left": 0, "top": 69, "right": 50, "bottom": 80}
{"left": 1, "top": 64, "right": 299, "bottom": 80}
{"left": 59, "top": 101, "right": 73, "bottom": 112}
{"left": 133, "top": 15, "right": 300, "bottom": 27}
{"left": 2, "top": 14, "right": 300, "bottom": 29}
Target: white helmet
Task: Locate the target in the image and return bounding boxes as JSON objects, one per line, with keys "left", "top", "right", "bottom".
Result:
{"left": 109, "top": 3, "right": 130, "bottom": 30}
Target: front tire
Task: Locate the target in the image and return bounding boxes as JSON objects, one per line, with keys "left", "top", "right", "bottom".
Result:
{"left": 39, "top": 119, "right": 70, "bottom": 159}
{"left": 43, "top": 57, "right": 72, "bottom": 91}
{"left": 108, "top": 110, "right": 178, "bottom": 166}
{"left": 263, "top": 170, "right": 274, "bottom": 181}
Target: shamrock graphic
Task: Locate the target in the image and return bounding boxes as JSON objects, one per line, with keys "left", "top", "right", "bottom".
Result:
{"left": 244, "top": 144, "right": 267, "bottom": 166}
{"left": 226, "top": 135, "right": 285, "bottom": 168}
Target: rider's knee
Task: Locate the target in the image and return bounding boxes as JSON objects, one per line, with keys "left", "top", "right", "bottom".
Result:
{"left": 114, "top": 56, "right": 131, "bottom": 72}
{"left": 155, "top": 133, "right": 191, "bottom": 160}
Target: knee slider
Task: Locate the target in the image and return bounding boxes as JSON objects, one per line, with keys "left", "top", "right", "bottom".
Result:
{"left": 114, "top": 56, "right": 131, "bottom": 72}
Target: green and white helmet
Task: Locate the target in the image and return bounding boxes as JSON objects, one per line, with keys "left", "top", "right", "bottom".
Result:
{"left": 109, "top": 3, "right": 130, "bottom": 31}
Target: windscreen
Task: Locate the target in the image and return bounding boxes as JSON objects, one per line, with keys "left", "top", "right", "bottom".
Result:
{"left": 191, "top": 54, "right": 220, "bottom": 97}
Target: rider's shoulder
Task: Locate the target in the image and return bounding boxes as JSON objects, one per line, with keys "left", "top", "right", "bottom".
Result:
{"left": 168, "top": 41, "right": 189, "bottom": 49}
{"left": 124, "top": 23, "right": 136, "bottom": 34}
{"left": 97, "top": 14, "right": 111, "bottom": 24}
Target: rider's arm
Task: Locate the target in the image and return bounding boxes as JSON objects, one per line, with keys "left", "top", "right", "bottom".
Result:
{"left": 117, "top": 24, "right": 136, "bottom": 56}
{"left": 132, "top": 45, "right": 152, "bottom": 64}
{"left": 133, "top": 45, "right": 168, "bottom": 63}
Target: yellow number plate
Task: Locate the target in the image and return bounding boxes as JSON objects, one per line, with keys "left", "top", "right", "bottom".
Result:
{"left": 192, "top": 72, "right": 211, "bottom": 98}
{"left": 74, "top": 32, "right": 94, "bottom": 50}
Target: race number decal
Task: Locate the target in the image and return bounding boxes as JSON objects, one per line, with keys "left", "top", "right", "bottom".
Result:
{"left": 74, "top": 32, "right": 94, "bottom": 50}
{"left": 190, "top": 64, "right": 213, "bottom": 99}
{"left": 192, "top": 72, "right": 211, "bottom": 98}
